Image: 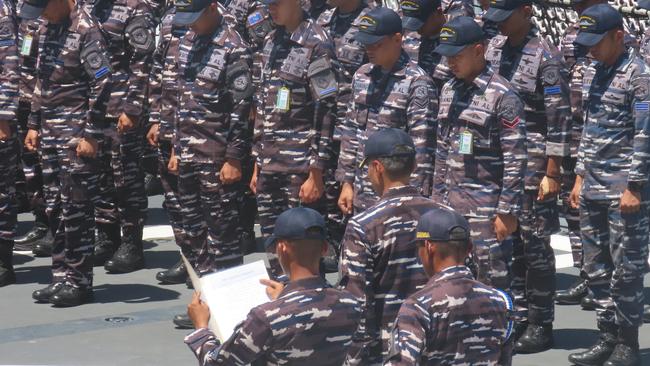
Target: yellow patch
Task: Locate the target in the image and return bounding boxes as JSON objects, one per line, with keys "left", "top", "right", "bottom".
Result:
{"left": 416, "top": 232, "right": 430, "bottom": 239}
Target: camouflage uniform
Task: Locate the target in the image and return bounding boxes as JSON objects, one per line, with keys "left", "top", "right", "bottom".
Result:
{"left": 184, "top": 276, "right": 361, "bottom": 365}
{"left": 175, "top": 17, "right": 253, "bottom": 274}
{"left": 642, "top": 29, "right": 650, "bottom": 65}
{"left": 441, "top": 0, "right": 473, "bottom": 19}
{"left": 305, "top": 0, "right": 330, "bottom": 20}
{"left": 29, "top": 4, "right": 113, "bottom": 288}
{"left": 0, "top": 0, "right": 19, "bottom": 270}
{"left": 577, "top": 50, "right": 650, "bottom": 332}
{"left": 336, "top": 52, "right": 437, "bottom": 213}
{"left": 148, "top": 6, "right": 188, "bottom": 252}
{"left": 317, "top": 3, "right": 370, "bottom": 247}
{"left": 339, "top": 185, "right": 445, "bottom": 364}
{"left": 84, "top": 0, "right": 155, "bottom": 239}
{"left": 433, "top": 67, "right": 527, "bottom": 292}
{"left": 384, "top": 266, "right": 513, "bottom": 366}
{"left": 253, "top": 19, "right": 338, "bottom": 277}
{"left": 485, "top": 28, "right": 572, "bottom": 325}
{"left": 402, "top": 32, "right": 452, "bottom": 92}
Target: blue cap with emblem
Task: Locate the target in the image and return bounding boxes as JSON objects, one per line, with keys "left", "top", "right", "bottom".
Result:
{"left": 574, "top": 3, "right": 623, "bottom": 47}
{"left": 413, "top": 207, "right": 470, "bottom": 243}
{"left": 173, "top": 0, "right": 216, "bottom": 26}
{"left": 483, "top": 0, "right": 533, "bottom": 23}
{"left": 19, "top": 0, "right": 50, "bottom": 20}
{"left": 359, "top": 128, "right": 416, "bottom": 168}
{"left": 434, "top": 16, "right": 485, "bottom": 57}
{"left": 354, "top": 7, "right": 403, "bottom": 45}
{"left": 400, "top": 0, "right": 442, "bottom": 31}
{"left": 264, "top": 207, "right": 328, "bottom": 249}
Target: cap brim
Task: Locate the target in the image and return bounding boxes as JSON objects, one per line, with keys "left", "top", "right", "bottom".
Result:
{"left": 264, "top": 235, "right": 278, "bottom": 250}
{"left": 19, "top": 3, "right": 45, "bottom": 20}
{"left": 483, "top": 7, "right": 514, "bottom": 22}
{"left": 402, "top": 17, "right": 425, "bottom": 31}
{"left": 434, "top": 43, "right": 467, "bottom": 57}
{"left": 639, "top": 0, "right": 650, "bottom": 9}
{"left": 173, "top": 9, "right": 206, "bottom": 26}
{"left": 574, "top": 31, "right": 606, "bottom": 47}
{"left": 354, "top": 32, "right": 387, "bottom": 46}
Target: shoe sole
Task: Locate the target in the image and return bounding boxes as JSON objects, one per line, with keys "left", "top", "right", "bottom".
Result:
{"left": 105, "top": 263, "right": 145, "bottom": 274}
{"left": 157, "top": 277, "right": 188, "bottom": 285}
{"left": 515, "top": 343, "right": 554, "bottom": 354}
{"left": 556, "top": 300, "right": 583, "bottom": 305}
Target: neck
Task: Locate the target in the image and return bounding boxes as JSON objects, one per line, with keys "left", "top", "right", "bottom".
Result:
{"left": 434, "top": 261, "right": 464, "bottom": 274}
{"left": 338, "top": 0, "right": 361, "bottom": 14}
{"left": 603, "top": 44, "right": 625, "bottom": 67}
{"left": 203, "top": 14, "right": 222, "bottom": 36}
{"left": 285, "top": 10, "right": 304, "bottom": 33}
{"left": 288, "top": 265, "right": 320, "bottom": 281}
{"left": 507, "top": 22, "right": 531, "bottom": 47}
{"left": 381, "top": 179, "right": 408, "bottom": 196}
{"left": 379, "top": 49, "right": 401, "bottom": 72}
{"left": 461, "top": 60, "right": 486, "bottom": 84}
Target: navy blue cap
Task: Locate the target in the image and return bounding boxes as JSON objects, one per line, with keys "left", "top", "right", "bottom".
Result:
{"left": 638, "top": 0, "right": 650, "bottom": 10}
{"left": 354, "top": 7, "right": 403, "bottom": 45}
{"left": 414, "top": 208, "right": 470, "bottom": 243}
{"left": 483, "top": 0, "right": 533, "bottom": 23}
{"left": 360, "top": 128, "right": 416, "bottom": 168}
{"left": 574, "top": 4, "right": 623, "bottom": 47}
{"left": 173, "top": 0, "right": 215, "bottom": 26}
{"left": 264, "top": 207, "right": 327, "bottom": 249}
{"left": 400, "top": 0, "right": 442, "bottom": 31}
{"left": 19, "top": 0, "right": 49, "bottom": 20}
{"left": 434, "top": 16, "right": 485, "bottom": 57}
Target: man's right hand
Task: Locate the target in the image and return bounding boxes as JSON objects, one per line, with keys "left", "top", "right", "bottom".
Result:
{"left": 249, "top": 163, "right": 259, "bottom": 194}
{"left": 569, "top": 175, "right": 583, "bottom": 210}
{"left": 494, "top": 213, "right": 517, "bottom": 242}
{"left": 338, "top": 182, "right": 354, "bottom": 215}
{"left": 167, "top": 149, "right": 179, "bottom": 175}
{"left": 146, "top": 123, "right": 159, "bottom": 147}
{"left": 0, "top": 121, "right": 11, "bottom": 141}
{"left": 24, "top": 129, "right": 39, "bottom": 151}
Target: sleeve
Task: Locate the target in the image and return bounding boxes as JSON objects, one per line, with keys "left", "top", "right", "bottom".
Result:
{"left": 224, "top": 43, "right": 254, "bottom": 161}
{"left": 541, "top": 56, "right": 572, "bottom": 157}
{"left": 627, "top": 71, "right": 650, "bottom": 184}
{"left": 307, "top": 40, "right": 338, "bottom": 171}
{"left": 495, "top": 92, "right": 527, "bottom": 216}
{"left": 338, "top": 218, "right": 375, "bottom": 365}
{"left": 147, "top": 19, "right": 167, "bottom": 127}
{"left": 80, "top": 28, "right": 113, "bottom": 140}
{"left": 383, "top": 300, "right": 431, "bottom": 366}
{"left": 123, "top": 5, "right": 156, "bottom": 119}
{"left": 431, "top": 117, "right": 449, "bottom": 203}
{"left": 27, "top": 79, "right": 41, "bottom": 130}
{"left": 251, "top": 39, "right": 267, "bottom": 168}
{"left": 335, "top": 73, "right": 360, "bottom": 184}
{"left": 0, "top": 11, "right": 19, "bottom": 125}
{"left": 184, "top": 308, "right": 272, "bottom": 365}
{"left": 406, "top": 76, "right": 437, "bottom": 197}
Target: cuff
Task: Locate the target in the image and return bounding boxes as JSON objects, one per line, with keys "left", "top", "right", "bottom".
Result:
{"left": 184, "top": 328, "right": 214, "bottom": 345}
{"left": 309, "top": 158, "right": 327, "bottom": 172}
{"left": 546, "top": 142, "right": 571, "bottom": 157}
{"left": 225, "top": 145, "right": 246, "bottom": 162}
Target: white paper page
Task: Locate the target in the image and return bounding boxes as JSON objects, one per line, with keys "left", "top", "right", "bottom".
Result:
{"left": 200, "top": 260, "right": 270, "bottom": 342}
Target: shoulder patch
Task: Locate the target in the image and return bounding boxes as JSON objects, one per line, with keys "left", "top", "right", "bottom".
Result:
{"left": 500, "top": 93, "right": 523, "bottom": 129}
{"left": 633, "top": 76, "right": 650, "bottom": 101}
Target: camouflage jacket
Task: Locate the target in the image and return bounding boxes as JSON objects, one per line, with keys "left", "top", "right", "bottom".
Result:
{"left": 339, "top": 185, "right": 445, "bottom": 365}
{"left": 27, "top": 4, "right": 113, "bottom": 145}
{"left": 336, "top": 52, "right": 437, "bottom": 212}
{"left": 83, "top": 0, "right": 155, "bottom": 120}
{"left": 441, "top": 0, "right": 473, "bottom": 19}
{"left": 402, "top": 31, "right": 452, "bottom": 92}
{"left": 576, "top": 50, "right": 650, "bottom": 201}
{"left": 253, "top": 19, "right": 338, "bottom": 174}
{"left": 0, "top": 0, "right": 19, "bottom": 128}
{"left": 185, "top": 276, "right": 361, "bottom": 365}
{"left": 148, "top": 6, "right": 188, "bottom": 142}
{"left": 384, "top": 266, "right": 512, "bottom": 366}
{"left": 15, "top": 1, "right": 42, "bottom": 107}
{"left": 305, "top": 0, "right": 331, "bottom": 20}
{"left": 486, "top": 27, "right": 571, "bottom": 190}
{"left": 317, "top": 4, "right": 370, "bottom": 139}
{"left": 642, "top": 28, "right": 650, "bottom": 66}
{"left": 219, "top": 0, "right": 273, "bottom": 49}
{"left": 175, "top": 18, "right": 253, "bottom": 165}
{"left": 433, "top": 67, "right": 526, "bottom": 217}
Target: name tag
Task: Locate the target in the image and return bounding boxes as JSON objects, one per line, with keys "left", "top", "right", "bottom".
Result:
{"left": 459, "top": 130, "right": 473, "bottom": 155}
{"left": 247, "top": 12, "right": 263, "bottom": 27}
{"left": 276, "top": 87, "right": 290, "bottom": 111}
{"left": 20, "top": 35, "right": 33, "bottom": 56}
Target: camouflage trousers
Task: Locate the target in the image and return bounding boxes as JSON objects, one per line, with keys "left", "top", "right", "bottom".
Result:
{"left": 15, "top": 102, "right": 46, "bottom": 221}
{"left": 325, "top": 141, "right": 348, "bottom": 249}
{"left": 178, "top": 162, "right": 243, "bottom": 274}
{"left": 511, "top": 191, "right": 559, "bottom": 325}
{"left": 257, "top": 171, "right": 326, "bottom": 279}
{"left": 561, "top": 157, "right": 582, "bottom": 268}
{"left": 41, "top": 144, "right": 104, "bottom": 289}
{"left": 0, "top": 138, "right": 17, "bottom": 242}
{"left": 580, "top": 197, "right": 650, "bottom": 329}
{"left": 95, "top": 125, "right": 146, "bottom": 229}
{"left": 467, "top": 215, "right": 513, "bottom": 292}
{"left": 157, "top": 140, "right": 185, "bottom": 249}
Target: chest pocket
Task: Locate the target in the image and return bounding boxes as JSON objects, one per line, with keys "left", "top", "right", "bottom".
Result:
{"left": 458, "top": 108, "right": 495, "bottom": 151}
{"left": 196, "top": 47, "right": 226, "bottom": 83}
{"left": 103, "top": 5, "right": 130, "bottom": 42}
{"left": 47, "top": 34, "right": 82, "bottom": 83}
{"left": 376, "top": 78, "right": 409, "bottom": 128}
{"left": 278, "top": 46, "right": 310, "bottom": 83}
{"left": 511, "top": 49, "right": 542, "bottom": 93}
{"left": 336, "top": 29, "right": 364, "bottom": 67}
{"left": 438, "top": 87, "right": 454, "bottom": 119}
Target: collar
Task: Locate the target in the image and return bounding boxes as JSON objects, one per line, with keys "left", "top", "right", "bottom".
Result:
{"left": 365, "top": 50, "right": 410, "bottom": 78}
{"left": 278, "top": 276, "right": 329, "bottom": 298}
{"left": 429, "top": 265, "right": 473, "bottom": 283}
{"left": 287, "top": 17, "right": 313, "bottom": 47}
{"left": 381, "top": 185, "right": 421, "bottom": 200}
{"left": 597, "top": 50, "right": 632, "bottom": 75}
{"left": 452, "top": 65, "right": 492, "bottom": 93}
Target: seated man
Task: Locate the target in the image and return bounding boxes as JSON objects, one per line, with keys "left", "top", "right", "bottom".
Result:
{"left": 384, "top": 208, "right": 513, "bottom": 366}
{"left": 184, "top": 207, "right": 361, "bottom": 365}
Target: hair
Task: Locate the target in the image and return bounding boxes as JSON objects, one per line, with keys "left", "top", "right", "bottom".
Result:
{"left": 376, "top": 145, "right": 416, "bottom": 180}
{"left": 433, "top": 227, "right": 471, "bottom": 262}
{"left": 284, "top": 227, "right": 326, "bottom": 267}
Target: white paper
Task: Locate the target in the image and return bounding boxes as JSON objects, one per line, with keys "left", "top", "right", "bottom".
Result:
{"left": 199, "top": 260, "right": 271, "bottom": 341}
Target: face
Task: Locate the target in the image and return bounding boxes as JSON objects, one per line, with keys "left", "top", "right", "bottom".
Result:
{"left": 420, "top": 10, "right": 446, "bottom": 37}
{"left": 364, "top": 34, "right": 401, "bottom": 66}
{"left": 268, "top": 0, "right": 299, "bottom": 26}
{"left": 42, "top": 0, "right": 68, "bottom": 23}
{"left": 589, "top": 30, "right": 622, "bottom": 64}
{"left": 190, "top": 3, "right": 219, "bottom": 35}
{"left": 367, "top": 160, "right": 384, "bottom": 194}
{"left": 496, "top": 6, "right": 529, "bottom": 37}
{"left": 447, "top": 43, "right": 484, "bottom": 80}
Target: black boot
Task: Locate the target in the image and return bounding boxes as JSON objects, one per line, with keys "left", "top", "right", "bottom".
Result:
{"left": 32, "top": 231, "right": 54, "bottom": 257}
{"left": 604, "top": 344, "right": 641, "bottom": 366}
{"left": 93, "top": 222, "right": 121, "bottom": 266}
{"left": 13, "top": 223, "right": 48, "bottom": 251}
{"left": 514, "top": 324, "right": 553, "bottom": 354}
{"left": 156, "top": 260, "right": 187, "bottom": 284}
{"left": 0, "top": 240, "right": 16, "bottom": 287}
{"left": 556, "top": 279, "right": 588, "bottom": 305}
{"left": 568, "top": 327, "right": 616, "bottom": 366}
{"left": 104, "top": 225, "right": 145, "bottom": 273}
{"left": 144, "top": 173, "right": 164, "bottom": 196}
{"left": 173, "top": 313, "right": 193, "bottom": 329}
{"left": 581, "top": 292, "right": 598, "bottom": 311}
{"left": 643, "top": 305, "right": 650, "bottom": 323}
{"left": 513, "top": 321, "right": 529, "bottom": 342}
{"left": 50, "top": 284, "right": 93, "bottom": 307}
{"left": 32, "top": 282, "right": 65, "bottom": 303}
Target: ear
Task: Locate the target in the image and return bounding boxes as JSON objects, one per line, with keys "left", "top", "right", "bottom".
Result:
{"left": 466, "top": 239, "right": 473, "bottom": 257}
{"left": 615, "top": 29, "right": 625, "bottom": 43}
{"left": 522, "top": 5, "right": 532, "bottom": 18}
{"left": 321, "top": 241, "right": 329, "bottom": 257}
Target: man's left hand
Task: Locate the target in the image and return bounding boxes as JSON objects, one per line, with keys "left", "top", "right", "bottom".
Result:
{"left": 187, "top": 291, "right": 211, "bottom": 329}
{"left": 117, "top": 113, "right": 136, "bottom": 134}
